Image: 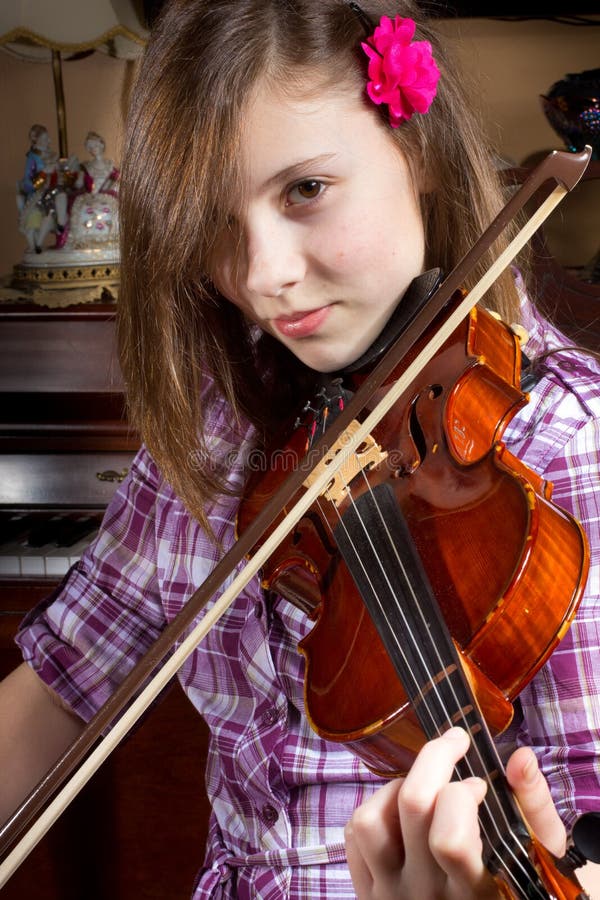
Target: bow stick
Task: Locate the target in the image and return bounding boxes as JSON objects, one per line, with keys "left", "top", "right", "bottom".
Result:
{"left": 0, "top": 145, "right": 591, "bottom": 886}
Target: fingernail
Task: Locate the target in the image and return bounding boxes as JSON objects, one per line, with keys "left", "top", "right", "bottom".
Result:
{"left": 443, "top": 726, "right": 467, "bottom": 741}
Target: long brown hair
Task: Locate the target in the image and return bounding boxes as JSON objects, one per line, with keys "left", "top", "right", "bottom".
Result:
{"left": 118, "top": 0, "right": 523, "bottom": 532}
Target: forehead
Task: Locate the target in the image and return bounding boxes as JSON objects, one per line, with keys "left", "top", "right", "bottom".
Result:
{"left": 239, "top": 74, "right": 403, "bottom": 191}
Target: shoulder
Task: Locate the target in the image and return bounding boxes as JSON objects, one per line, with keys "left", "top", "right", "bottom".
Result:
{"left": 133, "top": 373, "right": 255, "bottom": 483}
{"left": 198, "top": 373, "right": 258, "bottom": 487}
{"left": 122, "top": 381, "right": 255, "bottom": 525}
{"left": 505, "top": 349, "right": 600, "bottom": 476}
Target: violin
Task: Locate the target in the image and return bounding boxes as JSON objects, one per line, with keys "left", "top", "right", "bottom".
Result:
{"left": 0, "top": 147, "right": 594, "bottom": 892}
{"left": 237, "top": 302, "right": 590, "bottom": 899}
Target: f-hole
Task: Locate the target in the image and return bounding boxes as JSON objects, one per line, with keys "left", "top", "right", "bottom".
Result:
{"left": 408, "top": 383, "right": 444, "bottom": 462}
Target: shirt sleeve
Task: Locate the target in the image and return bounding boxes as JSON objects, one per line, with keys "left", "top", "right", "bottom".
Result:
{"left": 505, "top": 409, "right": 600, "bottom": 828}
{"left": 15, "top": 446, "right": 168, "bottom": 723}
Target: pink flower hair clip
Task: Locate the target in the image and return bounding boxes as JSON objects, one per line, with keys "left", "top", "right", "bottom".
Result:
{"left": 358, "top": 13, "right": 441, "bottom": 128}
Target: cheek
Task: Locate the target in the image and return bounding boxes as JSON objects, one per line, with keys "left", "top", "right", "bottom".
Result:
{"left": 327, "top": 220, "right": 412, "bottom": 285}
{"left": 322, "top": 221, "right": 377, "bottom": 273}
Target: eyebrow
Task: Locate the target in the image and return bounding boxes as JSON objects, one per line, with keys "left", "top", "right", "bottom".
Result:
{"left": 260, "top": 153, "right": 339, "bottom": 191}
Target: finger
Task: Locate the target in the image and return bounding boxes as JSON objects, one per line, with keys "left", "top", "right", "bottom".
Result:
{"left": 429, "top": 777, "right": 499, "bottom": 898}
{"left": 344, "top": 822, "right": 374, "bottom": 900}
{"left": 345, "top": 777, "right": 405, "bottom": 898}
{"left": 397, "top": 727, "right": 471, "bottom": 891}
{"left": 505, "top": 747, "right": 566, "bottom": 857}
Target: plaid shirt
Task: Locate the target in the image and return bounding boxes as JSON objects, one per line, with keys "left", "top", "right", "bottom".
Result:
{"left": 16, "top": 290, "right": 600, "bottom": 898}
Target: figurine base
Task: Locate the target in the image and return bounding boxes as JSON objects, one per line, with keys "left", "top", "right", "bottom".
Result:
{"left": 13, "top": 246, "right": 120, "bottom": 291}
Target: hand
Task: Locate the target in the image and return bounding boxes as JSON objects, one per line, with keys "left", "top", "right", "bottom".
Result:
{"left": 344, "top": 727, "right": 566, "bottom": 900}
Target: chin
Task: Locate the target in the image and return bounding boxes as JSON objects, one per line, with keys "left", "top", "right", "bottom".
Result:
{"left": 300, "top": 344, "right": 368, "bottom": 374}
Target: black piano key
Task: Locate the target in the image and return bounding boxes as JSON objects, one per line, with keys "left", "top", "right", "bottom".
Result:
{"left": 54, "top": 516, "right": 98, "bottom": 548}
{"left": 0, "top": 514, "right": 36, "bottom": 544}
{"left": 26, "top": 516, "right": 63, "bottom": 548}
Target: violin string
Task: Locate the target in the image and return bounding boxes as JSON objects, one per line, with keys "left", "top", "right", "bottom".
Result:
{"left": 315, "top": 494, "right": 443, "bottom": 743}
{"left": 316, "top": 455, "right": 546, "bottom": 900}
{"left": 315, "top": 489, "right": 472, "bottom": 762}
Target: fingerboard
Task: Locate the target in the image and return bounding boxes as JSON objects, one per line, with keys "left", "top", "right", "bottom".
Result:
{"left": 334, "top": 482, "right": 554, "bottom": 899}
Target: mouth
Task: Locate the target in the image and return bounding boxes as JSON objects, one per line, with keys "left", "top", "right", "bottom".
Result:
{"left": 272, "top": 305, "right": 332, "bottom": 339}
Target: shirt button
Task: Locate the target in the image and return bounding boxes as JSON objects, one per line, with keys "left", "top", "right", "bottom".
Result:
{"left": 261, "top": 707, "right": 278, "bottom": 726}
{"left": 254, "top": 600, "right": 263, "bottom": 618}
{"left": 262, "top": 803, "right": 279, "bottom": 826}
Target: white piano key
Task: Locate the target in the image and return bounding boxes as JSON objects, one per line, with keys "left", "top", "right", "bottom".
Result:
{"left": 44, "top": 529, "right": 98, "bottom": 576}
{"left": 20, "top": 546, "right": 49, "bottom": 578}
{"left": 44, "top": 553, "right": 72, "bottom": 578}
{"left": 0, "top": 540, "right": 23, "bottom": 576}
{"left": 0, "top": 514, "right": 102, "bottom": 582}
{"left": 0, "top": 517, "right": 35, "bottom": 576}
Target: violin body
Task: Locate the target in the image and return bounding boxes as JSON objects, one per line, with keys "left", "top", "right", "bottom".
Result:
{"left": 238, "top": 306, "right": 589, "bottom": 777}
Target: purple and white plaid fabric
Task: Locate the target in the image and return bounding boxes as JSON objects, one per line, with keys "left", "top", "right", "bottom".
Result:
{"left": 494, "top": 281, "right": 600, "bottom": 831}
{"left": 16, "top": 286, "right": 600, "bottom": 896}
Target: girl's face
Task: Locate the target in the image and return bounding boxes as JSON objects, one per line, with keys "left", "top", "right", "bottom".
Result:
{"left": 214, "top": 76, "right": 426, "bottom": 373}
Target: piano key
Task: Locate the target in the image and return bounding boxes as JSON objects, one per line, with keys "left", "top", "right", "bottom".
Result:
{"left": 68, "top": 529, "right": 99, "bottom": 566}
{"left": 0, "top": 536, "right": 45, "bottom": 577}
{"left": 0, "top": 539, "right": 23, "bottom": 576}
{"left": 0, "top": 517, "right": 45, "bottom": 576}
{"left": 0, "top": 514, "right": 36, "bottom": 544}
{"left": 54, "top": 516, "right": 98, "bottom": 547}
{"left": 20, "top": 548, "right": 47, "bottom": 578}
{"left": 44, "top": 557, "right": 72, "bottom": 578}
{"left": 45, "top": 529, "right": 98, "bottom": 577}
{"left": 0, "top": 512, "right": 103, "bottom": 580}
{"left": 27, "top": 515, "right": 63, "bottom": 548}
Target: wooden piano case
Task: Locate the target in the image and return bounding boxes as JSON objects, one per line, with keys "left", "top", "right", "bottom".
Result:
{"left": 0, "top": 300, "right": 211, "bottom": 899}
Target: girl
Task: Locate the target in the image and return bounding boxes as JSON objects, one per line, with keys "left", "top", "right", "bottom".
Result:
{"left": 2, "top": 1, "right": 599, "bottom": 897}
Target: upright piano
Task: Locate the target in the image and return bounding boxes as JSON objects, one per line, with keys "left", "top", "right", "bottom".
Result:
{"left": 0, "top": 300, "right": 211, "bottom": 900}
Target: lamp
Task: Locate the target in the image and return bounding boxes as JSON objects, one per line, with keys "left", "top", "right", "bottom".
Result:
{"left": 0, "top": 1, "right": 149, "bottom": 295}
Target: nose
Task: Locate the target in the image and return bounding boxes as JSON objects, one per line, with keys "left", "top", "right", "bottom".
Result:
{"left": 243, "top": 215, "right": 306, "bottom": 298}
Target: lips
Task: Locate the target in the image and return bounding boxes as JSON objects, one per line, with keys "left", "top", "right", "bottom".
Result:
{"left": 272, "top": 305, "right": 331, "bottom": 338}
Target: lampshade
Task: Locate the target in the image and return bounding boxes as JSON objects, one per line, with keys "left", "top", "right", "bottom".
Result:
{"left": 0, "top": 0, "right": 149, "bottom": 61}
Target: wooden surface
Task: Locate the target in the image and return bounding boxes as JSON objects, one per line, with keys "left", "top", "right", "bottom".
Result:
{"left": 0, "top": 298, "right": 212, "bottom": 897}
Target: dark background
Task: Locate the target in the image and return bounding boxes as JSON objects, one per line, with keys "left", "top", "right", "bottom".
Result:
{"left": 421, "top": 2, "right": 600, "bottom": 16}
{"left": 141, "top": 1, "right": 600, "bottom": 28}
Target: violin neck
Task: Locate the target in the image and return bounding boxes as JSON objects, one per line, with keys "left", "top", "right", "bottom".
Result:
{"left": 334, "top": 482, "right": 553, "bottom": 898}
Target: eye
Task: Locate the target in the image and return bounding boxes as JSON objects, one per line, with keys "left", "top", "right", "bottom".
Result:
{"left": 286, "top": 179, "right": 325, "bottom": 205}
